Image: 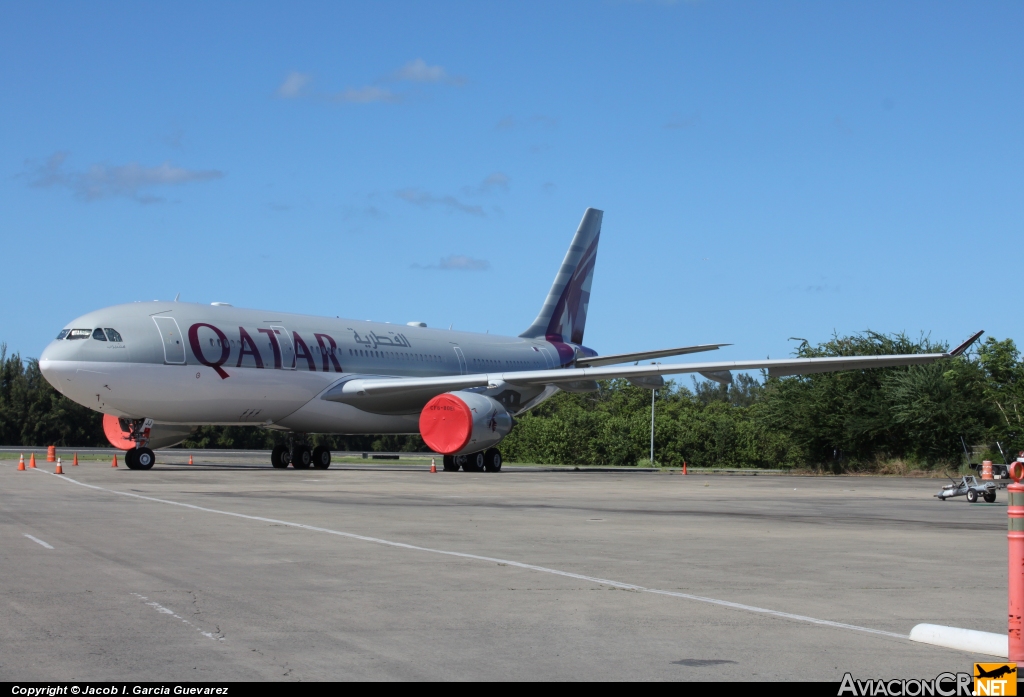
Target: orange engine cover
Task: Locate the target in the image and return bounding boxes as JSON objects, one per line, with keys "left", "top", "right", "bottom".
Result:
{"left": 102, "top": 414, "right": 195, "bottom": 450}
{"left": 103, "top": 414, "right": 134, "bottom": 450}
{"left": 419, "top": 392, "right": 512, "bottom": 455}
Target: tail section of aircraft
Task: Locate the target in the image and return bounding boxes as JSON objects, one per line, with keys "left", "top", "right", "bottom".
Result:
{"left": 520, "top": 207, "right": 602, "bottom": 344}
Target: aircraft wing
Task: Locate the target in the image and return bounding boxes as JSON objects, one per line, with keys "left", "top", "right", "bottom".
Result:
{"left": 575, "top": 343, "right": 730, "bottom": 367}
{"left": 322, "top": 331, "right": 983, "bottom": 413}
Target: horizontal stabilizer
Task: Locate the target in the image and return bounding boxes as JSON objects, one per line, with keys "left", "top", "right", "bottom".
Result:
{"left": 576, "top": 344, "right": 728, "bottom": 367}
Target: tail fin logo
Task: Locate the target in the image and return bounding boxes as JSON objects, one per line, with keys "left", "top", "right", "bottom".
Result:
{"left": 520, "top": 208, "right": 603, "bottom": 345}
{"left": 545, "top": 233, "right": 598, "bottom": 345}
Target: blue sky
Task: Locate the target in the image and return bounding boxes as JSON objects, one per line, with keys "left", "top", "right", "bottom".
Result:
{"left": 2, "top": 1, "right": 1021, "bottom": 366}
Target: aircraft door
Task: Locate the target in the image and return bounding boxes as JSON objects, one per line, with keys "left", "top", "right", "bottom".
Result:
{"left": 152, "top": 315, "right": 186, "bottom": 365}
{"left": 453, "top": 346, "right": 467, "bottom": 375}
{"left": 538, "top": 346, "right": 556, "bottom": 369}
{"left": 271, "top": 326, "right": 295, "bottom": 370}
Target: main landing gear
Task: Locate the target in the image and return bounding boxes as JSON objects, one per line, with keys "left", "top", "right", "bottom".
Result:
{"left": 271, "top": 438, "right": 333, "bottom": 470}
{"left": 443, "top": 448, "right": 502, "bottom": 473}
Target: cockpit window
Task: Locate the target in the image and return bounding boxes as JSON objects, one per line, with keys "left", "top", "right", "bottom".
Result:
{"left": 56, "top": 329, "right": 70, "bottom": 340}
{"left": 67, "top": 329, "right": 91, "bottom": 340}
{"left": 104, "top": 328, "right": 123, "bottom": 342}
{"left": 92, "top": 328, "right": 107, "bottom": 341}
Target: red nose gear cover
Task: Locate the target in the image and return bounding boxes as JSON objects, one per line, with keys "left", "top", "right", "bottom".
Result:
{"left": 419, "top": 393, "right": 473, "bottom": 454}
{"left": 102, "top": 414, "right": 134, "bottom": 450}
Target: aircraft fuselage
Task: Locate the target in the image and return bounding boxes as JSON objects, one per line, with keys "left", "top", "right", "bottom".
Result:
{"left": 39, "top": 301, "right": 587, "bottom": 434}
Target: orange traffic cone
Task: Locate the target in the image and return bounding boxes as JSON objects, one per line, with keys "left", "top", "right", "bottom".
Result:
{"left": 188, "top": 454, "right": 193, "bottom": 465}
{"left": 29, "top": 453, "right": 37, "bottom": 468}
{"left": 682, "top": 461, "right": 687, "bottom": 475}
{"left": 72, "top": 453, "right": 79, "bottom": 466}
{"left": 430, "top": 458, "right": 437, "bottom": 473}
{"left": 47, "top": 445, "right": 56, "bottom": 462}
{"left": 18, "top": 454, "right": 25, "bottom": 471}
{"left": 55, "top": 458, "right": 63, "bottom": 475}
{"left": 111, "top": 454, "right": 118, "bottom": 468}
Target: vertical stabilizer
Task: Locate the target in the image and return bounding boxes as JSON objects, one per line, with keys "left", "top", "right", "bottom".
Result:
{"left": 520, "top": 208, "right": 602, "bottom": 344}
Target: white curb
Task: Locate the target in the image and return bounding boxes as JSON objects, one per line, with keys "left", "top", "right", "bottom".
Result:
{"left": 909, "top": 624, "right": 1008, "bottom": 658}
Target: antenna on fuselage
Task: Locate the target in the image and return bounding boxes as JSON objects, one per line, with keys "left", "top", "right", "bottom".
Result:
{"left": 174, "top": 293, "right": 180, "bottom": 302}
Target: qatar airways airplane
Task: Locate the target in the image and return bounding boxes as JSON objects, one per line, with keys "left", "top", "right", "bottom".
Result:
{"left": 39, "top": 208, "right": 981, "bottom": 472}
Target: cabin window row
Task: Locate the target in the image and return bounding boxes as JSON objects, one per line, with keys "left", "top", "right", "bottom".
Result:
{"left": 474, "top": 358, "right": 540, "bottom": 367}
{"left": 349, "top": 348, "right": 442, "bottom": 362}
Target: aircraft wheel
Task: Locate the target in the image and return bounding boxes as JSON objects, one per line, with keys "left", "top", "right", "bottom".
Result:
{"left": 271, "top": 445, "right": 290, "bottom": 469}
{"left": 442, "top": 455, "right": 459, "bottom": 472}
{"left": 135, "top": 447, "right": 155, "bottom": 470}
{"left": 292, "top": 445, "right": 312, "bottom": 469}
{"left": 462, "top": 451, "right": 485, "bottom": 472}
{"left": 984, "top": 491, "right": 996, "bottom": 503}
{"left": 312, "top": 446, "right": 331, "bottom": 469}
{"left": 966, "top": 489, "right": 978, "bottom": 503}
{"left": 124, "top": 448, "right": 140, "bottom": 470}
{"left": 484, "top": 448, "right": 502, "bottom": 472}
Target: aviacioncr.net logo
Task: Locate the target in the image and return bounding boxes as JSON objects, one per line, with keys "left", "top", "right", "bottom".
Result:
{"left": 838, "top": 672, "right": 973, "bottom": 696}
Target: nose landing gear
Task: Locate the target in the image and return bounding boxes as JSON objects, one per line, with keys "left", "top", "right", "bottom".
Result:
{"left": 124, "top": 446, "right": 155, "bottom": 470}
{"left": 122, "top": 418, "right": 156, "bottom": 470}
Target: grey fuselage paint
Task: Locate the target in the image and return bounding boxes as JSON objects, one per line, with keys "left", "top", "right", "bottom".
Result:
{"left": 39, "top": 301, "right": 596, "bottom": 435}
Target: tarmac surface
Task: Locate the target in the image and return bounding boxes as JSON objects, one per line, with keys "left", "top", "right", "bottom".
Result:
{"left": 0, "top": 451, "right": 1010, "bottom": 681}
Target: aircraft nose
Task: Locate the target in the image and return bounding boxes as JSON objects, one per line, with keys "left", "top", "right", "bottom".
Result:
{"left": 40, "top": 341, "right": 56, "bottom": 363}
{"left": 39, "top": 357, "right": 57, "bottom": 389}
{"left": 38, "top": 343, "right": 68, "bottom": 393}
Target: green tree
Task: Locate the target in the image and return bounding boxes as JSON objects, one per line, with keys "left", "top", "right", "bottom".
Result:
{"left": 0, "top": 344, "right": 104, "bottom": 447}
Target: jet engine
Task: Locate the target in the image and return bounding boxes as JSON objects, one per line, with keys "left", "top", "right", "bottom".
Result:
{"left": 103, "top": 414, "right": 195, "bottom": 450}
{"left": 419, "top": 392, "right": 513, "bottom": 455}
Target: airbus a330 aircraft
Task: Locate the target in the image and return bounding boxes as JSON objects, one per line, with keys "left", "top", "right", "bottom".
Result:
{"left": 39, "top": 208, "right": 982, "bottom": 471}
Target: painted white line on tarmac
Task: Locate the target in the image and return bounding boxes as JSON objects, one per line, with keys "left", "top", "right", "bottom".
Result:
{"left": 35, "top": 471, "right": 907, "bottom": 641}
{"left": 131, "top": 593, "right": 224, "bottom": 641}
{"left": 24, "top": 534, "right": 54, "bottom": 549}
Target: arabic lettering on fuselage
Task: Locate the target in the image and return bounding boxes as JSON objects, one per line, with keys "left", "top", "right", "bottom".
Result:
{"left": 188, "top": 323, "right": 346, "bottom": 379}
{"left": 350, "top": 329, "right": 412, "bottom": 350}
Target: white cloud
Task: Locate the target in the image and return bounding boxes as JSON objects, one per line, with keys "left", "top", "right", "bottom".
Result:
{"left": 394, "top": 58, "right": 464, "bottom": 85}
{"left": 463, "top": 172, "right": 510, "bottom": 196}
{"left": 395, "top": 188, "right": 484, "bottom": 216}
{"left": 480, "top": 172, "right": 509, "bottom": 192}
{"left": 276, "top": 71, "right": 312, "bottom": 98}
{"left": 276, "top": 59, "right": 462, "bottom": 108}
{"left": 413, "top": 255, "right": 491, "bottom": 271}
{"left": 438, "top": 255, "right": 489, "bottom": 270}
{"left": 334, "top": 86, "right": 402, "bottom": 104}
{"left": 25, "top": 152, "right": 224, "bottom": 203}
